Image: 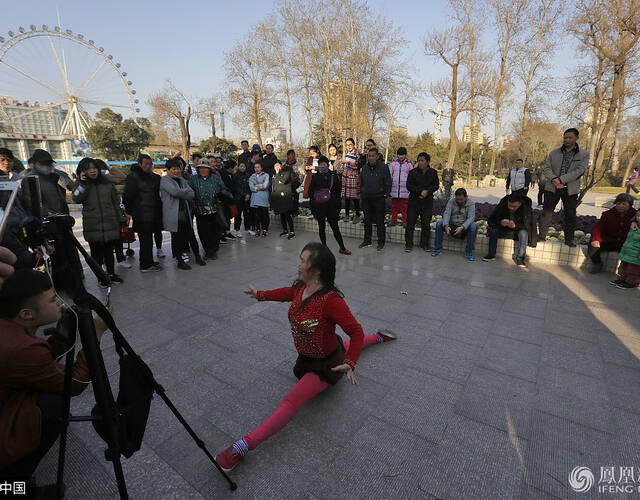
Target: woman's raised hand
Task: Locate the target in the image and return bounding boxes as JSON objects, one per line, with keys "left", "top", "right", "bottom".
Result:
{"left": 331, "top": 364, "right": 358, "bottom": 385}
{"left": 244, "top": 284, "right": 258, "bottom": 299}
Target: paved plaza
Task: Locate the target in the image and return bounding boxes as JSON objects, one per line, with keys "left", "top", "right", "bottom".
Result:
{"left": 33, "top": 218, "right": 640, "bottom": 499}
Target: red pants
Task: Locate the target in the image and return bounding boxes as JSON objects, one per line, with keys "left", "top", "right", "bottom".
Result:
{"left": 244, "top": 333, "right": 380, "bottom": 450}
{"left": 620, "top": 261, "right": 639, "bottom": 285}
{"left": 391, "top": 198, "right": 408, "bottom": 223}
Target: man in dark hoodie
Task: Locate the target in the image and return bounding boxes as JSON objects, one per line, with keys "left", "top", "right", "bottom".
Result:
{"left": 237, "top": 140, "right": 252, "bottom": 169}
{"left": 233, "top": 162, "right": 253, "bottom": 235}
{"left": 123, "top": 154, "right": 163, "bottom": 272}
{"left": 483, "top": 193, "right": 537, "bottom": 267}
{"left": 358, "top": 147, "right": 391, "bottom": 251}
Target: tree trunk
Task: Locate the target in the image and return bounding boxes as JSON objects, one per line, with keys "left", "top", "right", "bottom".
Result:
{"left": 467, "top": 120, "right": 474, "bottom": 185}
{"left": 447, "top": 64, "right": 459, "bottom": 169}
{"left": 588, "top": 56, "right": 605, "bottom": 169}
{"left": 178, "top": 113, "right": 189, "bottom": 160}
{"left": 611, "top": 67, "right": 625, "bottom": 173}
{"left": 490, "top": 104, "right": 500, "bottom": 176}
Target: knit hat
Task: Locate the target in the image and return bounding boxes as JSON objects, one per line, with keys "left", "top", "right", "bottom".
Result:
{"left": 614, "top": 193, "right": 634, "bottom": 205}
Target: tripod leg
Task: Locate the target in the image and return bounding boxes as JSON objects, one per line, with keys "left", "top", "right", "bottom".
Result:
{"left": 55, "top": 344, "right": 76, "bottom": 500}
{"left": 76, "top": 307, "right": 130, "bottom": 499}
{"left": 153, "top": 386, "right": 237, "bottom": 491}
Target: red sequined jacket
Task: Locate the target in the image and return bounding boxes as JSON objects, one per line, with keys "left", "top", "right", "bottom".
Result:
{"left": 256, "top": 284, "right": 364, "bottom": 370}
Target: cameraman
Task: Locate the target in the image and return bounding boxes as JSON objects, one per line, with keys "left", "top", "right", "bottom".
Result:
{"left": 0, "top": 269, "right": 112, "bottom": 484}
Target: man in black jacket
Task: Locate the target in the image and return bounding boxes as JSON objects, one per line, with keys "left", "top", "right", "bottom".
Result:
{"left": 358, "top": 147, "right": 391, "bottom": 251}
{"left": 483, "top": 194, "right": 537, "bottom": 267}
{"left": 261, "top": 144, "right": 278, "bottom": 178}
{"left": 232, "top": 162, "right": 253, "bottom": 234}
{"left": 123, "top": 154, "right": 163, "bottom": 272}
{"left": 237, "top": 140, "right": 252, "bottom": 169}
{"left": 405, "top": 152, "right": 439, "bottom": 252}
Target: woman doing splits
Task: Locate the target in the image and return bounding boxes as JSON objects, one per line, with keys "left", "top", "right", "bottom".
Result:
{"left": 215, "top": 242, "right": 396, "bottom": 471}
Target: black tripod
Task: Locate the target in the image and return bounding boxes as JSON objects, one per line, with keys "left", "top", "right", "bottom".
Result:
{"left": 51, "top": 220, "right": 237, "bottom": 498}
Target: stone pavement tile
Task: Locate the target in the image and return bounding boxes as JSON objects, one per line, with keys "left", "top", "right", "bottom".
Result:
{"left": 491, "top": 312, "right": 544, "bottom": 346}
{"left": 540, "top": 333, "right": 604, "bottom": 378}
{"left": 347, "top": 341, "right": 419, "bottom": 387}
{"left": 453, "top": 294, "right": 506, "bottom": 320}
{"left": 544, "top": 309, "right": 609, "bottom": 334}
{"left": 256, "top": 301, "right": 293, "bottom": 327}
{"left": 285, "top": 372, "right": 391, "bottom": 446}
{"left": 437, "top": 313, "right": 493, "bottom": 348}
{"left": 612, "top": 407, "right": 640, "bottom": 466}
{"left": 518, "top": 484, "right": 564, "bottom": 499}
{"left": 523, "top": 410, "right": 617, "bottom": 499}
{"left": 201, "top": 315, "right": 282, "bottom": 352}
{"left": 417, "top": 414, "right": 528, "bottom": 499}
{"left": 500, "top": 295, "right": 548, "bottom": 319}
{"left": 358, "top": 295, "right": 411, "bottom": 322}
{"left": 454, "top": 366, "right": 536, "bottom": 439}
{"left": 597, "top": 331, "right": 640, "bottom": 372}
{"left": 304, "top": 416, "right": 438, "bottom": 499}
{"left": 534, "top": 364, "right": 614, "bottom": 434}
{"left": 391, "top": 313, "right": 442, "bottom": 347}
{"left": 408, "top": 294, "right": 457, "bottom": 321}
{"left": 415, "top": 335, "right": 482, "bottom": 384}
{"left": 467, "top": 282, "right": 510, "bottom": 300}
{"left": 604, "top": 362, "right": 640, "bottom": 414}
{"left": 479, "top": 334, "right": 541, "bottom": 382}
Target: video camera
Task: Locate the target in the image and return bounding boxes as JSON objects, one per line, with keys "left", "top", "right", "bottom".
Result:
{"left": 21, "top": 213, "right": 75, "bottom": 249}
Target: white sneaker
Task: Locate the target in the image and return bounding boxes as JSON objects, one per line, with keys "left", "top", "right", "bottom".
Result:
{"left": 118, "top": 260, "right": 132, "bottom": 269}
{"left": 248, "top": 230, "right": 256, "bottom": 236}
{"left": 181, "top": 252, "right": 190, "bottom": 262}
{"left": 157, "top": 249, "right": 165, "bottom": 258}
{"left": 233, "top": 229, "right": 244, "bottom": 238}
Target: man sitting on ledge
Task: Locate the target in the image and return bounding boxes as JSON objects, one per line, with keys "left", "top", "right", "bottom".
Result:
{"left": 432, "top": 188, "right": 477, "bottom": 261}
{"left": 0, "top": 269, "right": 111, "bottom": 489}
{"left": 483, "top": 194, "right": 537, "bottom": 268}
{"left": 588, "top": 193, "right": 637, "bottom": 274}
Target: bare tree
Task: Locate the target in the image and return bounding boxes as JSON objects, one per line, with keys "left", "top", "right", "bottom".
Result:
{"left": 518, "top": 0, "right": 560, "bottom": 130}
{"left": 148, "top": 80, "right": 194, "bottom": 159}
{"left": 224, "top": 35, "right": 276, "bottom": 146}
{"left": 569, "top": 0, "right": 640, "bottom": 202}
{"left": 488, "top": 0, "right": 528, "bottom": 176}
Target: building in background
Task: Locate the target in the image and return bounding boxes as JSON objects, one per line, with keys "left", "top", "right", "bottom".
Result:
{"left": 462, "top": 120, "right": 487, "bottom": 146}
{"left": 0, "top": 96, "right": 73, "bottom": 161}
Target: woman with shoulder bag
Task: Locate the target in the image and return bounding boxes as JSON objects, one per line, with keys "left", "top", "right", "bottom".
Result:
{"left": 308, "top": 156, "right": 351, "bottom": 255}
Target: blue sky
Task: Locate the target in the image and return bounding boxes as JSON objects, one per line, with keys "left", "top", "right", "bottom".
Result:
{"left": 5, "top": 0, "right": 558, "bottom": 144}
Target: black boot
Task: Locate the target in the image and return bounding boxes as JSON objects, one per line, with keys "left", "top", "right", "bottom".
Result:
{"left": 195, "top": 255, "right": 206, "bottom": 266}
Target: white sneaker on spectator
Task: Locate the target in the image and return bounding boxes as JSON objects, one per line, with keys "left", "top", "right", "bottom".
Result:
{"left": 181, "top": 252, "right": 190, "bottom": 262}
{"left": 157, "top": 249, "right": 165, "bottom": 258}
{"left": 118, "top": 260, "right": 132, "bottom": 269}
{"left": 248, "top": 230, "right": 256, "bottom": 236}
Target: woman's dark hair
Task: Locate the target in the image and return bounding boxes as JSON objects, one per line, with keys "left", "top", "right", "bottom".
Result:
{"left": 286, "top": 149, "right": 296, "bottom": 156}
{"left": 366, "top": 138, "right": 376, "bottom": 146}
{"left": 397, "top": 147, "right": 407, "bottom": 155}
{"left": 0, "top": 268, "right": 53, "bottom": 319}
{"left": 0, "top": 147, "right": 14, "bottom": 160}
{"left": 309, "top": 145, "right": 320, "bottom": 153}
{"left": 328, "top": 143, "right": 338, "bottom": 152}
{"left": 346, "top": 137, "right": 355, "bottom": 145}
{"left": 295, "top": 242, "right": 343, "bottom": 306}
{"left": 165, "top": 157, "right": 183, "bottom": 170}
{"left": 138, "top": 153, "right": 152, "bottom": 164}
{"left": 76, "top": 157, "right": 98, "bottom": 175}
{"left": 94, "top": 158, "right": 109, "bottom": 171}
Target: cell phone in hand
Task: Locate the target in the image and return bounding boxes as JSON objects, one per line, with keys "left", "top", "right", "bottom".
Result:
{"left": 0, "top": 181, "right": 19, "bottom": 239}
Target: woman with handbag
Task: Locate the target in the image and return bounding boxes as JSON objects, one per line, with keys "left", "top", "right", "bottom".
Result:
{"left": 301, "top": 145, "right": 320, "bottom": 200}
{"left": 214, "top": 242, "right": 396, "bottom": 472}
{"left": 271, "top": 161, "right": 300, "bottom": 239}
{"left": 308, "top": 156, "right": 351, "bottom": 255}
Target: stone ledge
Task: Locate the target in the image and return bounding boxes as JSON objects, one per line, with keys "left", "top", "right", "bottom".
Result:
{"left": 272, "top": 214, "right": 619, "bottom": 272}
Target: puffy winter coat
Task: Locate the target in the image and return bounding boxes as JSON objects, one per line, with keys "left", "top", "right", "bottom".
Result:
{"left": 72, "top": 174, "right": 125, "bottom": 243}
{"left": 618, "top": 228, "right": 640, "bottom": 265}
{"left": 270, "top": 167, "right": 299, "bottom": 215}
{"left": 122, "top": 164, "right": 162, "bottom": 233}
{"left": 388, "top": 158, "right": 412, "bottom": 199}
{"left": 249, "top": 172, "right": 270, "bottom": 208}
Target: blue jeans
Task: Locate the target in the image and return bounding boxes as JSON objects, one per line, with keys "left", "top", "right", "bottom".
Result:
{"left": 434, "top": 220, "right": 477, "bottom": 254}
{"left": 487, "top": 227, "right": 528, "bottom": 258}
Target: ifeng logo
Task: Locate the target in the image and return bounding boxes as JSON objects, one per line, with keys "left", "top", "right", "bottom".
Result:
{"left": 569, "top": 466, "right": 595, "bottom": 493}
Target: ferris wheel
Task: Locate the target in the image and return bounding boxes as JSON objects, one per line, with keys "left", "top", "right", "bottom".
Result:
{"left": 0, "top": 25, "right": 139, "bottom": 140}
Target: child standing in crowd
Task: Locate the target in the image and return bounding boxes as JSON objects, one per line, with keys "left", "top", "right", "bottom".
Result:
{"left": 249, "top": 162, "right": 270, "bottom": 236}
{"left": 388, "top": 147, "right": 412, "bottom": 226}
{"left": 72, "top": 157, "right": 126, "bottom": 286}
{"left": 233, "top": 162, "right": 253, "bottom": 235}
{"left": 340, "top": 138, "right": 361, "bottom": 223}
{"left": 612, "top": 212, "right": 640, "bottom": 289}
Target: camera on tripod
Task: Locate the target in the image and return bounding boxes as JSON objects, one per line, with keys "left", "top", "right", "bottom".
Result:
{"left": 21, "top": 213, "right": 75, "bottom": 249}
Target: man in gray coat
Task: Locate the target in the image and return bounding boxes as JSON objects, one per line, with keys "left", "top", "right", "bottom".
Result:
{"left": 538, "top": 128, "right": 590, "bottom": 247}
